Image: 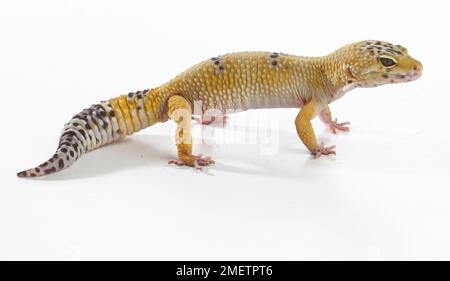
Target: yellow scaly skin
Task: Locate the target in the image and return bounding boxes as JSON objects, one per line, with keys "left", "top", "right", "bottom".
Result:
{"left": 17, "top": 40, "right": 422, "bottom": 176}
{"left": 160, "top": 40, "right": 422, "bottom": 166}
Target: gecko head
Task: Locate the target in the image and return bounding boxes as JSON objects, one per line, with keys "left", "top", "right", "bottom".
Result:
{"left": 336, "top": 40, "right": 422, "bottom": 88}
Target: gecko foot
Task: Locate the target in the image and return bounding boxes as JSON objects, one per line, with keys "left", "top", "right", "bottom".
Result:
{"left": 311, "top": 143, "right": 336, "bottom": 158}
{"left": 327, "top": 118, "right": 350, "bottom": 134}
{"left": 192, "top": 115, "right": 228, "bottom": 127}
{"left": 192, "top": 115, "right": 216, "bottom": 125}
{"left": 168, "top": 154, "right": 215, "bottom": 170}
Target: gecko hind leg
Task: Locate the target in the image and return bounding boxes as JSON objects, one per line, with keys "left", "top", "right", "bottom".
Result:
{"left": 168, "top": 95, "right": 215, "bottom": 170}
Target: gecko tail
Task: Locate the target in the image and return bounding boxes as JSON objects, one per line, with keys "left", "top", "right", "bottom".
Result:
{"left": 17, "top": 89, "right": 162, "bottom": 178}
{"left": 17, "top": 100, "right": 123, "bottom": 178}
{"left": 16, "top": 147, "right": 79, "bottom": 178}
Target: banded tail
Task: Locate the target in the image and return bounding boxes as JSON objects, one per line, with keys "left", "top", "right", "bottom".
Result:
{"left": 17, "top": 89, "right": 163, "bottom": 177}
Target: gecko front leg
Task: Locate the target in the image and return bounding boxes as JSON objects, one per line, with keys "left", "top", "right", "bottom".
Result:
{"left": 319, "top": 105, "right": 351, "bottom": 134}
{"left": 295, "top": 100, "right": 336, "bottom": 158}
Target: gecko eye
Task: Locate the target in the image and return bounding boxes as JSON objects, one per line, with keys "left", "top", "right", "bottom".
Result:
{"left": 379, "top": 56, "right": 397, "bottom": 68}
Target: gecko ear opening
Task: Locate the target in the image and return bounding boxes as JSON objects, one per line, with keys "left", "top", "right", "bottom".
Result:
{"left": 344, "top": 65, "right": 357, "bottom": 80}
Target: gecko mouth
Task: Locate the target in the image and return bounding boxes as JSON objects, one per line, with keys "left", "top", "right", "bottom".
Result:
{"left": 383, "top": 73, "right": 420, "bottom": 82}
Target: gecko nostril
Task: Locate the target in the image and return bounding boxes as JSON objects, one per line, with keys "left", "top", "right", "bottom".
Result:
{"left": 414, "top": 61, "right": 423, "bottom": 74}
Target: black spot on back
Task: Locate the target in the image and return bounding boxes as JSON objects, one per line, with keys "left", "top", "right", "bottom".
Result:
{"left": 270, "top": 53, "right": 279, "bottom": 58}
{"left": 58, "top": 159, "right": 64, "bottom": 169}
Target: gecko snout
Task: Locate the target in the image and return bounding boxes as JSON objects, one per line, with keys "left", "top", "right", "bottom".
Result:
{"left": 407, "top": 59, "right": 423, "bottom": 81}
{"left": 412, "top": 60, "right": 423, "bottom": 77}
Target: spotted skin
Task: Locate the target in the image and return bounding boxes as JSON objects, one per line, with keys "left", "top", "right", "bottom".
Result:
{"left": 17, "top": 89, "right": 166, "bottom": 177}
{"left": 17, "top": 40, "right": 422, "bottom": 176}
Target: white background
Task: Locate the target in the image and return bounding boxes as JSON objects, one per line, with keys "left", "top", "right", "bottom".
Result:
{"left": 1, "top": 0, "right": 449, "bottom": 260}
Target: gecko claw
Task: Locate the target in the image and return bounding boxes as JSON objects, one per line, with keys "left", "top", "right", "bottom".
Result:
{"left": 193, "top": 156, "right": 215, "bottom": 170}
{"left": 328, "top": 118, "right": 351, "bottom": 134}
{"left": 311, "top": 143, "right": 336, "bottom": 158}
{"left": 169, "top": 155, "right": 215, "bottom": 170}
{"left": 168, "top": 159, "right": 185, "bottom": 166}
